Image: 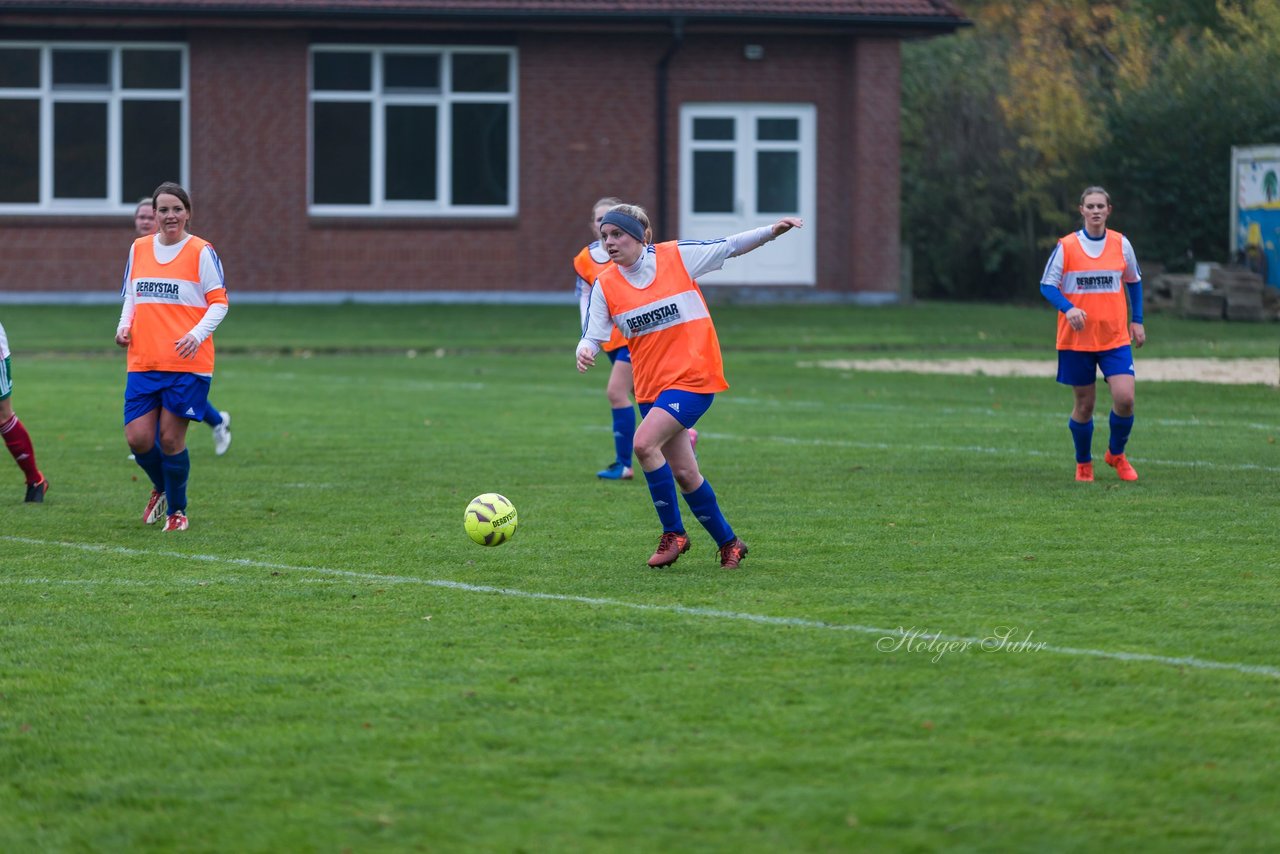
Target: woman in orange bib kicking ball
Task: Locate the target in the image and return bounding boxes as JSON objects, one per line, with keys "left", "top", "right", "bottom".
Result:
{"left": 576, "top": 203, "right": 801, "bottom": 569}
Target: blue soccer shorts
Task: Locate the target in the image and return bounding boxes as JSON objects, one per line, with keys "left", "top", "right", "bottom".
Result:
{"left": 605, "top": 345, "right": 632, "bottom": 364}
{"left": 638, "top": 389, "right": 715, "bottom": 429}
{"left": 1056, "top": 345, "right": 1135, "bottom": 386}
{"left": 124, "top": 371, "right": 212, "bottom": 425}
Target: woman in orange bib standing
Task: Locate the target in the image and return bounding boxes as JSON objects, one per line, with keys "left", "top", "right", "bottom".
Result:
{"left": 576, "top": 203, "right": 802, "bottom": 569}
{"left": 1040, "top": 186, "right": 1145, "bottom": 482}
{"left": 574, "top": 196, "right": 637, "bottom": 479}
{"left": 135, "top": 197, "right": 233, "bottom": 456}
{"left": 116, "top": 182, "right": 229, "bottom": 531}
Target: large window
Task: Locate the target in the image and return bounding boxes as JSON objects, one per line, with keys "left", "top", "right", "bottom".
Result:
{"left": 309, "top": 46, "right": 517, "bottom": 216}
{"left": 0, "top": 42, "right": 186, "bottom": 212}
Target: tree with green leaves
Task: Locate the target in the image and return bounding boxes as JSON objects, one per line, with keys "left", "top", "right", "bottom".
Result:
{"left": 902, "top": 0, "right": 1280, "bottom": 295}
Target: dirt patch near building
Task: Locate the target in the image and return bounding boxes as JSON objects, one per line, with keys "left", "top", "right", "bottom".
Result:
{"left": 801, "top": 357, "right": 1279, "bottom": 386}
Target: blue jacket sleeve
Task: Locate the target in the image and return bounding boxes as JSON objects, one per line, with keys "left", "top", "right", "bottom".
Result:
{"left": 1040, "top": 283, "right": 1075, "bottom": 314}
{"left": 1126, "top": 281, "right": 1144, "bottom": 324}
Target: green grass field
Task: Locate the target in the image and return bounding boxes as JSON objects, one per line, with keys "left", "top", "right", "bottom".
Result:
{"left": 2, "top": 302, "right": 1278, "bottom": 852}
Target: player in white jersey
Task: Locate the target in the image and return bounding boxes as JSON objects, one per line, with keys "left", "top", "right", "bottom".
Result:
{"left": 0, "top": 321, "right": 49, "bottom": 502}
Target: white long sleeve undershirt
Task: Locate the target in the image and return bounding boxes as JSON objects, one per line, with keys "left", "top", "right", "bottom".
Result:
{"left": 117, "top": 235, "right": 228, "bottom": 343}
{"left": 576, "top": 225, "right": 775, "bottom": 356}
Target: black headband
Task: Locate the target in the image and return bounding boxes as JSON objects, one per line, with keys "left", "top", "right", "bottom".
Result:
{"left": 600, "top": 210, "right": 645, "bottom": 243}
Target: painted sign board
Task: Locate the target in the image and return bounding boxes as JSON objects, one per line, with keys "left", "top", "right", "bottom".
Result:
{"left": 1230, "top": 145, "right": 1280, "bottom": 288}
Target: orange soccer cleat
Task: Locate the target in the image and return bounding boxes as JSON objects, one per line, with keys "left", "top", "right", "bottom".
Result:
{"left": 718, "top": 537, "right": 749, "bottom": 569}
{"left": 648, "top": 531, "right": 690, "bottom": 567}
{"left": 1104, "top": 451, "right": 1139, "bottom": 482}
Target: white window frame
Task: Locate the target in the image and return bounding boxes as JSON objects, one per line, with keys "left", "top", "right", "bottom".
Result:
{"left": 679, "top": 102, "right": 817, "bottom": 285}
{"left": 0, "top": 41, "right": 189, "bottom": 215}
{"left": 308, "top": 45, "right": 518, "bottom": 218}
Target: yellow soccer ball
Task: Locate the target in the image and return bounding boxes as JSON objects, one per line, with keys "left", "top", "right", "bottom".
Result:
{"left": 463, "top": 493, "right": 518, "bottom": 546}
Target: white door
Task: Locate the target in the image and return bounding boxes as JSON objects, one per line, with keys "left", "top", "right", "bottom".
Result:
{"left": 679, "top": 103, "right": 815, "bottom": 285}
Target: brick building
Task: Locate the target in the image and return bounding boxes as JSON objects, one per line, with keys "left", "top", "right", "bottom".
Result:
{"left": 0, "top": 0, "right": 965, "bottom": 302}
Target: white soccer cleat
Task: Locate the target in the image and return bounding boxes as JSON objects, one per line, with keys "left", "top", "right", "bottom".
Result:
{"left": 163, "top": 511, "right": 188, "bottom": 532}
{"left": 143, "top": 490, "right": 167, "bottom": 524}
{"left": 212, "top": 411, "right": 232, "bottom": 456}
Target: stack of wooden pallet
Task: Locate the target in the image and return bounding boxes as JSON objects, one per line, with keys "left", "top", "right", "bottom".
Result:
{"left": 1143, "top": 266, "right": 1277, "bottom": 321}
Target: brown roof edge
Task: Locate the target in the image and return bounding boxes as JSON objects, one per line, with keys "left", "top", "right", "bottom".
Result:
{"left": 0, "top": 17, "right": 969, "bottom": 40}
{"left": 0, "top": 0, "right": 967, "bottom": 28}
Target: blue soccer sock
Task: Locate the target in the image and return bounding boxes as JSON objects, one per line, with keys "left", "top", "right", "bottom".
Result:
{"left": 1068, "top": 417, "right": 1094, "bottom": 463}
{"left": 682, "top": 478, "right": 734, "bottom": 547}
{"left": 643, "top": 463, "right": 684, "bottom": 532}
{"left": 611, "top": 406, "right": 635, "bottom": 466}
{"left": 134, "top": 444, "right": 166, "bottom": 493}
{"left": 203, "top": 405, "right": 223, "bottom": 427}
{"left": 161, "top": 449, "right": 190, "bottom": 514}
{"left": 1108, "top": 411, "right": 1135, "bottom": 456}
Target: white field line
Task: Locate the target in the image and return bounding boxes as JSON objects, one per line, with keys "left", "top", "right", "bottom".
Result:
{"left": 748, "top": 435, "right": 1280, "bottom": 473}
{"left": 5, "top": 536, "right": 1277, "bottom": 681}
{"left": 800, "top": 357, "right": 1280, "bottom": 386}
{"left": 586, "top": 426, "right": 1280, "bottom": 474}
{"left": 294, "top": 366, "right": 1280, "bottom": 431}
{"left": 0, "top": 576, "right": 349, "bottom": 587}
{"left": 312, "top": 370, "right": 1280, "bottom": 433}
{"left": 719, "top": 396, "right": 1278, "bottom": 433}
